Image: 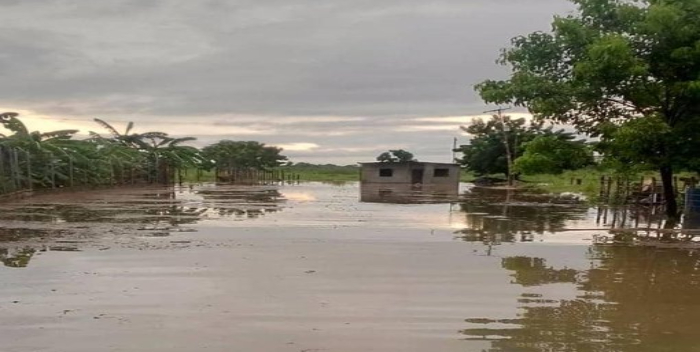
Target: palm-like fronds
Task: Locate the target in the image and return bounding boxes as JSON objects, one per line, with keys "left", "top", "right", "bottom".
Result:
{"left": 40, "top": 129, "right": 79, "bottom": 140}
{"left": 93, "top": 118, "right": 121, "bottom": 138}
{"left": 167, "top": 137, "right": 196, "bottom": 146}
{"left": 2, "top": 114, "right": 202, "bottom": 192}
{"left": 1, "top": 112, "right": 29, "bottom": 136}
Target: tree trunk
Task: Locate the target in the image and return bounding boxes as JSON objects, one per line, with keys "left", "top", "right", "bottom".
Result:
{"left": 660, "top": 165, "right": 678, "bottom": 218}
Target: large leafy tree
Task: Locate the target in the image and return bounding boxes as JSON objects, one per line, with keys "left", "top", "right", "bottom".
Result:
{"left": 202, "top": 140, "right": 287, "bottom": 171}
{"left": 476, "top": 0, "right": 700, "bottom": 217}
{"left": 514, "top": 131, "right": 594, "bottom": 175}
{"left": 456, "top": 116, "right": 542, "bottom": 177}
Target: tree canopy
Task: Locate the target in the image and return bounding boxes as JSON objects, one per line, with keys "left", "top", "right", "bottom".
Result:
{"left": 515, "top": 131, "right": 594, "bottom": 175}
{"left": 376, "top": 149, "right": 416, "bottom": 163}
{"left": 201, "top": 140, "right": 288, "bottom": 171}
{"left": 456, "top": 115, "right": 542, "bottom": 177}
{"left": 475, "top": 0, "right": 700, "bottom": 216}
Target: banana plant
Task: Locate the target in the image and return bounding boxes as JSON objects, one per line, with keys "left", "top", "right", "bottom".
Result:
{"left": 0, "top": 112, "right": 81, "bottom": 188}
{"left": 91, "top": 118, "right": 199, "bottom": 184}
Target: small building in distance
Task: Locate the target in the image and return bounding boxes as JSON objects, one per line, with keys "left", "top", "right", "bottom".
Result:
{"left": 358, "top": 162, "right": 461, "bottom": 203}
{"left": 360, "top": 161, "right": 460, "bottom": 186}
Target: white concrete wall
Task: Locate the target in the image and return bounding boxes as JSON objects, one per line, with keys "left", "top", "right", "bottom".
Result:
{"left": 360, "top": 162, "right": 460, "bottom": 187}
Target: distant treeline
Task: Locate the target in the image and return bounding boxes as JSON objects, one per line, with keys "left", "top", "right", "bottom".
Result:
{"left": 285, "top": 162, "right": 358, "bottom": 169}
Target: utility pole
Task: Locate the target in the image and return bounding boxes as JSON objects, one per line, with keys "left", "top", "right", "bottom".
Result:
{"left": 451, "top": 137, "right": 457, "bottom": 163}
{"left": 484, "top": 107, "right": 514, "bottom": 186}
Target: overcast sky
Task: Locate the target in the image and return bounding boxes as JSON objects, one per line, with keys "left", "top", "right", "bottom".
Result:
{"left": 0, "top": 0, "right": 574, "bottom": 165}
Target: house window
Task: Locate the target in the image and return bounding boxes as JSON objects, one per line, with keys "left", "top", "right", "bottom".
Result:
{"left": 433, "top": 168, "right": 449, "bottom": 177}
{"left": 379, "top": 168, "right": 393, "bottom": 177}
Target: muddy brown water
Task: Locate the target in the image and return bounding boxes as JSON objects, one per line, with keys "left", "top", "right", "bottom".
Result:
{"left": 1, "top": 182, "right": 699, "bottom": 352}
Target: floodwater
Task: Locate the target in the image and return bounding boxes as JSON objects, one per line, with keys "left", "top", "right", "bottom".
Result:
{"left": 1, "top": 182, "right": 699, "bottom": 352}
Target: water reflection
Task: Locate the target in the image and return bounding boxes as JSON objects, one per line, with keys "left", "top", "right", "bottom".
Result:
{"left": 196, "top": 185, "right": 283, "bottom": 219}
{"left": 0, "top": 190, "right": 204, "bottom": 225}
{"left": 360, "top": 183, "right": 459, "bottom": 204}
{"left": 684, "top": 213, "right": 700, "bottom": 230}
{"left": 0, "top": 184, "right": 288, "bottom": 268}
{"left": 502, "top": 256, "right": 578, "bottom": 286}
{"left": 0, "top": 185, "right": 285, "bottom": 226}
{"left": 595, "top": 205, "right": 669, "bottom": 230}
{"left": 455, "top": 188, "right": 590, "bottom": 243}
{"left": 0, "top": 247, "right": 36, "bottom": 268}
{"left": 0, "top": 228, "right": 74, "bottom": 268}
{"left": 462, "top": 246, "right": 700, "bottom": 352}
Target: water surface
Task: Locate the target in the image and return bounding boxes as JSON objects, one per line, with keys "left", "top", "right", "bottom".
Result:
{"left": 1, "top": 182, "right": 698, "bottom": 352}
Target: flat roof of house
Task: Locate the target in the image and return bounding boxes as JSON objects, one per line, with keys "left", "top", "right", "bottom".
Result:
{"left": 358, "top": 161, "right": 460, "bottom": 166}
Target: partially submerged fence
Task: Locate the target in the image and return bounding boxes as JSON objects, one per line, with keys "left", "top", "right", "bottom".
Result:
{"left": 215, "top": 168, "right": 300, "bottom": 185}
{"left": 0, "top": 145, "right": 185, "bottom": 199}
{"left": 597, "top": 175, "right": 698, "bottom": 205}
{"left": 593, "top": 175, "right": 700, "bottom": 221}
{"left": 0, "top": 146, "right": 31, "bottom": 197}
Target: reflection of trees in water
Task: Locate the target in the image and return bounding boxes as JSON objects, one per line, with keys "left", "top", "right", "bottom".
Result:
{"left": 595, "top": 205, "right": 670, "bottom": 230}
{"left": 0, "top": 227, "right": 63, "bottom": 242}
{"left": 197, "top": 187, "right": 283, "bottom": 219}
{"left": 0, "top": 228, "right": 73, "bottom": 268}
{"left": 462, "top": 246, "right": 700, "bottom": 352}
{"left": 0, "top": 247, "right": 36, "bottom": 268}
{"left": 502, "top": 256, "right": 578, "bottom": 286}
{"left": 456, "top": 188, "right": 588, "bottom": 243}
{"left": 0, "top": 186, "right": 286, "bottom": 226}
{"left": 0, "top": 186, "right": 286, "bottom": 268}
{"left": 0, "top": 190, "right": 204, "bottom": 226}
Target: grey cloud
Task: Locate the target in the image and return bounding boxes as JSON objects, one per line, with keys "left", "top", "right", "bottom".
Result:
{"left": 0, "top": 0, "right": 574, "bottom": 163}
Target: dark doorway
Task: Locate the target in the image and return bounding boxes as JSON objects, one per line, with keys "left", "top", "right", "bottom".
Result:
{"left": 411, "top": 169, "right": 424, "bottom": 184}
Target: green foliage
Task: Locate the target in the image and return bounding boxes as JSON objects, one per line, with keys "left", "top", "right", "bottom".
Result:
{"left": 514, "top": 153, "right": 558, "bottom": 175}
{"left": 455, "top": 115, "right": 542, "bottom": 177}
{"left": 514, "top": 132, "right": 594, "bottom": 175}
{"left": 376, "top": 149, "right": 416, "bottom": 163}
{"left": 1, "top": 112, "right": 85, "bottom": 188}
{"left": 475, "top": 0, "right": 700, "bottom": 215}
{"left": 0, "top": 113, "right": 202, "bottom": 191}
{"left": 596, "top": 116, "right": 667, "bottom": 172}
{"left": 91, "top": 119, "right": 201, "bottom": 183}
{"left": 523, "top": 169, "right": 602, "bottom": 200}
{"left": 202, "top": 140, "right": 287, "bottom": 171}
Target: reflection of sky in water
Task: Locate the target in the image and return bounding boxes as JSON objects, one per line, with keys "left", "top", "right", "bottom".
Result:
{"left": 0, "top": 182, "right": 685, "bottom": 246}
{"left": 189, "top": 182, "right": 601, "bottom": 238}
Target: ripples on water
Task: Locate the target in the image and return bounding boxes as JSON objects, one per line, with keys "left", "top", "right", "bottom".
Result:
{"left": 1, "top": 182, "right": 699, "bottom": 351}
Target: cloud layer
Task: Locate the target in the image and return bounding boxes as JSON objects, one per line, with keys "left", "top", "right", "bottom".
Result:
{"left": 0, "top": 0, "right": 574, "bottom": 164}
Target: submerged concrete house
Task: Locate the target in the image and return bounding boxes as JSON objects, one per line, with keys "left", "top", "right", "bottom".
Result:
{"left": 359, "top": 162, "right": 460, "bottom": 187}
{"left": 359, "top": 162, "right": 461, "bottom": 203}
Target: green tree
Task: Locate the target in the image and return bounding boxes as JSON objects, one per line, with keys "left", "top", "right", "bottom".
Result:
{"left": 456, "top": 115, "right": 541, "bottom": 177}
{"left": 514, "top": 131, "right": 594, "bottom": 175}
{"left": 201, "top": 140, "right": 287, "bottom": 171}
{"left": 475, "top": 0, "right": 700, "bottom": 217}
{"left": 376, "top": 149, "right": 416, "bottom": 163}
